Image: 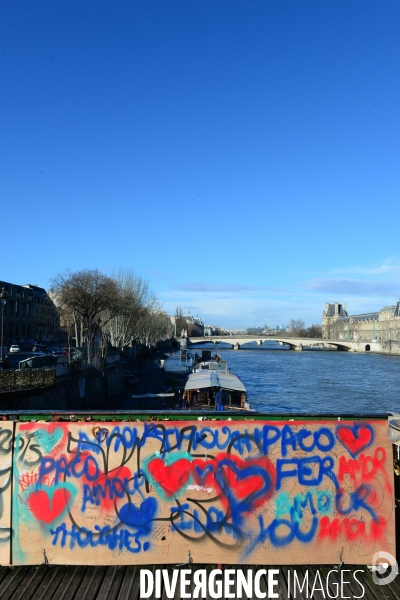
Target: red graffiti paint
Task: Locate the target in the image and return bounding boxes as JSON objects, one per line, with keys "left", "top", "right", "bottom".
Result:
{"left": 338, "top": 448, "right": 392, "bottom": 493}
{"left": 191, "top": 454, "right": 276, "bottom": 510}
{"left": 148, "top": 458, "right": 192, "bottom": 497}
{"left": 318, "top": 515, "right": 387, "bottom": 543}
{"left": 337, "top": 425, "right": 373, "bottom": 457}
{"left": 215, "top": 454, "right": 276, "bottom": 510}
{"left": 20, "top": 422, "right": 67, "bottom": 434}
{"left": 27, "top": 487, "right": 71, "bottom": 524}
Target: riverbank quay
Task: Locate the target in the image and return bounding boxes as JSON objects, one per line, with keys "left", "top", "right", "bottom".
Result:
{"left": 0, "top": 342, "right": 177, "bottom": 412}
{"left": 0, "top": 410, "right": 398, "bottom": 599}
{"left": 111, "top": 348, "right": 182, "bottom": 409}
{"left": 0, "top": 563, "right": 399, "bottom": 599}
{"left": 0, "top": 354, "right": 124, "bottom": 412}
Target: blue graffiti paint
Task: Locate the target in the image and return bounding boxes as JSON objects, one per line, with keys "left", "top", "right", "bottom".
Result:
{"left": 81, "top": 478, "right": 127, "bottom": 512}
{"left": 76, "top": 432, "right": 101, "bottom": 454}
{"left": 118, "top": 497, "right": 157, "bottom": 533}
{"left": 336, "top": 484, "right": 378, "bottom": 521}
{"left": 215, "top": 458, "right": 273, "bottom": 525}
{"left": 50, "top": 522, "right": 147, "bottom": 553}
{"left": 170, "top": 503, "right": 193, "bottom": 531}
{"left": 38, "top": 454, "right": 100, "bottom": 484}
{"left": 276, "top": 456, "right": 338, "bottom": 490}
{"left": 243, "top": 509, "right": 320, "bottom": 558}
{"left": 254, "top": 425, "right": 281, "bottom": 455}
{"left": 194, "top": 427, "right": 232, "bottom": 451}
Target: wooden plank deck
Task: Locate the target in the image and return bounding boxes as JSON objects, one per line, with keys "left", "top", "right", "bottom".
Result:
{"left": 0, "top": 565, "right": 398, "bottom": 600}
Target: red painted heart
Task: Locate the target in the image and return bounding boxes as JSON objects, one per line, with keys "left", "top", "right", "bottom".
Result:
{"left": 28, "top": 488, "right": 71, "bottom": 524}
{"left": 215, "top": 455, "right": 276, "bottom": 512}
{"left": 148, "top": 458, "right": 192, "bottom": 497}
{"left": 336, "top": 425, "right": 373, "bottom": 457}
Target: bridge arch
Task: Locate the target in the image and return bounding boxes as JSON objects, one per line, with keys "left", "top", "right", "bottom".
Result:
{"left": 185, "top": 336, "right": 365, "bottom": 353}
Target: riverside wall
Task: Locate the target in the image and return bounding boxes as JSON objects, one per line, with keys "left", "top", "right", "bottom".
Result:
{"left": 0, "top": 362, "right": 124, "bottom": 411}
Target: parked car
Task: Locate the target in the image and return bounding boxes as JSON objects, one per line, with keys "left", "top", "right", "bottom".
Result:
{"left": 32, "top": 345, "right": 48, "bottom": 353}
{"left": 9, "top": 345, "right": 20, "bottom": 353}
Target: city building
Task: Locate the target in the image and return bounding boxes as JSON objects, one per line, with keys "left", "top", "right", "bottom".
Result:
{"left": 182, "top": 311, "right": 204, "bottom": 336}
{"left": 0, "top": 281, "right": 36, "bottom": 343}
{"left": 0, "top": 280, "right": 61, "bottom": 343}
{"left": 23, "top": 284, "right": 61, "bottom": 341}
{"left": 322, "top": 301, "right": 400, "bottom": 342}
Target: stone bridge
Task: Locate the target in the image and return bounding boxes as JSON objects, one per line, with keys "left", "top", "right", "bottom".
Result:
{"left": 186, "top": 335, "right": 380, "bottom": 352}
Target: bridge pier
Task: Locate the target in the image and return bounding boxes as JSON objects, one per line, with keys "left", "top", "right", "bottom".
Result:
{"left": 257, "top": 340, "right": 263, "bottom": 345}
{"left": 234, "top": 343, "right": 241, "bottom": 350}
{"left": 295, "top": 343, "right": 303, "bottom": 351}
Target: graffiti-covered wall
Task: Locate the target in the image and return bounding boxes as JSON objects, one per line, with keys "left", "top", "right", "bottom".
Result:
{"left": 1, "top": 418, "right": 395, "bottom": 565}
{"left": 0, "top": 422, "right": 13, "bottom": 565}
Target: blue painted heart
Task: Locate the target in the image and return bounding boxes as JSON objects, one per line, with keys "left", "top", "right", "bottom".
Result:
{"left": 118, "top": 497, "right": 158, "bottom": 534}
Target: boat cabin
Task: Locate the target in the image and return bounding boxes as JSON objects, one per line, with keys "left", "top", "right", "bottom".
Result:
{"left": 184, "top": 371, "right": 247, "bottom": 409}
{"left": 193, "top": 360, "right": 227, "bottom": 372}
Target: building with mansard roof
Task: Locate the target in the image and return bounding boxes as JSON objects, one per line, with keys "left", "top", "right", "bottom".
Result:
{"left": 322, "top": 301, "right": 400, "bottom": 342}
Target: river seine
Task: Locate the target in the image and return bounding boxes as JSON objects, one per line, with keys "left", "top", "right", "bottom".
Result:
{"left": 190, "top": 341, "right": 400, "bottom": 415}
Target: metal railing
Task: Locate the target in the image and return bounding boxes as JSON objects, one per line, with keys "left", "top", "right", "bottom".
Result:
{"left": 0, "top": 368, "right": 56, "bottom": 392}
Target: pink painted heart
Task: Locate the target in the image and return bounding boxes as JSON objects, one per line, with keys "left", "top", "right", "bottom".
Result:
{"left": 27, "top": 487, "right": 71, "bottom": 524}
{"left": 336, "top": 424, "right": 373, "bottom": 457}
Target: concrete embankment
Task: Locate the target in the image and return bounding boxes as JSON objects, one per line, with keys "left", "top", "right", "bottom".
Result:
{"left": 0, "top": 362, "right": 124, "bottom": 411}
{"left": 109, "top": 346, "right": 184, "bottom": 409}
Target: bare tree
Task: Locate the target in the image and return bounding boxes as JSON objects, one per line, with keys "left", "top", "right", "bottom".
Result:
{"left": 288, "top": 319, "right": 306, "bottom": 336}
{"left": 100, "top": 269, "right": 156, "bottom": 348}
{"left": 174, "top": 307, "right": 187, "bottom": 337}
{"left": 50, "top": 269, "right": 121, "bottom": 366}
{"left": 287, "top": 319, "right": 322, "bottom": 338}
{"left": 304, "top": 324, "right": 322, "bottom": 338}
{"left": 50, "top": 268, "right": 174, "bottom": 363}
{"left": 135, "top": 308, "right": 173, "bottom": 348}
{"left": 49, "top": 289, "right": 74, "bottom": 346}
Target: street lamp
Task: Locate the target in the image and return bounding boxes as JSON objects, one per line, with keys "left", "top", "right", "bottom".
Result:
{"left": 0, "top": 287, "right": 8, "bottom": 367}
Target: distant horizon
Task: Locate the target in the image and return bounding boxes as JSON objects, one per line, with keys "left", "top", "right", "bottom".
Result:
{"left": 2, "top": 271, "right": 400, "bottom": 330}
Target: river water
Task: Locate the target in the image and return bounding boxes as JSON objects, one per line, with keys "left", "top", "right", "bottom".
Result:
{"left": 189, "top": 341, "right": 400, "bottom": 415}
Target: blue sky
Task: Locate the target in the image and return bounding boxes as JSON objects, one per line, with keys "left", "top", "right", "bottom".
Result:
{"left": 1, "top": 1, "right": 399, "bottom": 327}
